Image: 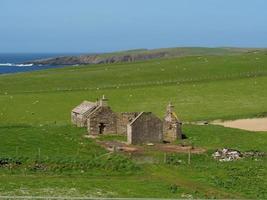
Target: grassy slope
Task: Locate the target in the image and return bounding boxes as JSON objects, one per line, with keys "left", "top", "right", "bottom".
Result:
{"left": 92, "top": 47, "right": 266, "bottom": 59}
{"left": 1, "top": 52, "right": 267, "bottom": 125}
{"left": 0, "top": 51, "right": 267, "bottom": 198}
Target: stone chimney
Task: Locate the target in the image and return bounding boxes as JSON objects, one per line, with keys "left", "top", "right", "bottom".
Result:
{"left": 165, "top": 102, "right": 174, "bottom": 122}
{"left": 99, "top": 95, "right": 108, "bottom": 107}
{"left": 163, "top": 102, "right": 183, "bottom": 141}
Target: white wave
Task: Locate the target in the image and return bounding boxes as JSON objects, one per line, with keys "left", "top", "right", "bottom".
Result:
{"left": 0, "top": 63, "right": 34, "bottom": 67}
{"left": 15, "top": 63, "right": 34, "bottom": 67}
{"left": 0, "top": 63, "right": 13, "bottom": 66}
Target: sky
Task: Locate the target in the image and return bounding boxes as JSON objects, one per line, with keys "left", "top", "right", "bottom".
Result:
{"left": 0, "top": 0, "right": 266, "bottom": 53}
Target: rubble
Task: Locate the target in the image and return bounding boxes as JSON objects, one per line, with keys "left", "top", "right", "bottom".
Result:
{"left": 243, "top": 151, "right": 265, "bottom": 158}
{"left": 212, "top": 148, "right": 266, "bottom": 162}
{"left": 212, "top": 148, "right": 242, "bottom": 162}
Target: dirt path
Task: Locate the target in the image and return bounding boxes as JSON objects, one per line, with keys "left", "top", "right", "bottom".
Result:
{"left": 212, "top": 117, "right": 267, "bottom": 132}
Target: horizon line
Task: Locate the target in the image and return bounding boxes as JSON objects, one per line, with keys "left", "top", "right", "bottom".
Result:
{"left": 1, "top": 46, "right": 267, "bottom": 55}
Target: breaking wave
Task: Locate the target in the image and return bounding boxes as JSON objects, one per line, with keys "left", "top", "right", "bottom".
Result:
{"left": 0, "top": 63, "right": 34, "bottom": 67}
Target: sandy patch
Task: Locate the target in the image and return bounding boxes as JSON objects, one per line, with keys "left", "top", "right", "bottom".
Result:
{"left": 212, "top": 117, "right": 267, "bottom": 132}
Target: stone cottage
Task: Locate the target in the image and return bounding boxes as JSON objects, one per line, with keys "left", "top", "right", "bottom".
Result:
{"left": 127, "top": 112, "right": 163, "bottom": 144}
{"left": 71, "top": 100, "right": 97, "bottom": 127}
{"left": 71, "top": 96, "right": 183, "bottom": 144}
{"left": 86, "top": 102, "right": 118, "bottom": 135}
{"left": 71, "top": 96, "right": 135, "bottom": 135}
{"left": 163, "top": 102, "right": 183, "bottom": 142}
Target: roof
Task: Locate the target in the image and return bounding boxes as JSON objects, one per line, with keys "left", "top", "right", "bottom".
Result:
{"left": 87, "top": 105, "right": 101, "bottom": 117}
{"left": 72, "top": 101, "right": 97, "bottom": 115}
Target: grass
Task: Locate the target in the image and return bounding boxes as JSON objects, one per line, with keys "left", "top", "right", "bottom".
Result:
{"left": 1, "top": 75, "right": 267, "bottom": 125}
{"left": 164, "top": 154, "right": 267, "bottom": 199}
{"left": 0, "top": 173, "right": 200, "bottom": 198}
{"left": 1, "top": 53, "right": 267, "bottom": 94}
{"left": 0, "top": 50, "right": 267, "bottom": 198}
{"left": 183, "top": 124, "right": 267, "bottom": 151}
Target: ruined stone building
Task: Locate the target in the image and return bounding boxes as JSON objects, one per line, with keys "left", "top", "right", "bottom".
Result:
{"left": 127, "top": 112, "right": 163, "bottom": 144}
{"left": 71, "top": 96, "right": 137, "bottom": 135}
{"left": 71, "top": 96, "right": 183, "bottom": 144}
{"left": 71, "top": 101, "right": 97, "bottom": 127}
{"left": 87, "top": 101, "right": 117, "bottom": 135}
{"left": 117, "top": 112, "right": 140, "bottom": 134}
{"left": 163, "top": 102, "right": 183, "bottom": 142}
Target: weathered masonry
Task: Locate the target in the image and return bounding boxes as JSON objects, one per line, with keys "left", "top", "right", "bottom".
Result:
{"left": 127, "top": 112, "right": 163, "bottom": 144}
{"left": 163, "top": 103, "right": 183, "bottom": 142}
{"left": 87, "top": 103, "right": 117, "bottom": 135}
{"left": 71, "top": 96, "right": 183, "bottom": 144}
{"left": 71, "top": 101, "right": 97, "bottom": 127}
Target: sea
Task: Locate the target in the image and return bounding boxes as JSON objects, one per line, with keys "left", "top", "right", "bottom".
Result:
{"left": 0, "top": 53, "right": 79, "bottom": 74}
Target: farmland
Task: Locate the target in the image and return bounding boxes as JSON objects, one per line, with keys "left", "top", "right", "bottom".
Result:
{"left": 0, "top": 49, "right": 267, "bottom": 198}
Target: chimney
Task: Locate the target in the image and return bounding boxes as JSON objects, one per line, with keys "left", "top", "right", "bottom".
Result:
{"left": 99, "top": 95, "right": 108, "bottom": 107}
{"left": 165, "top": 102, "right": 174, "bottom": 122}
{"left": 166, "top": 102, "right": 174, "bottom": 114}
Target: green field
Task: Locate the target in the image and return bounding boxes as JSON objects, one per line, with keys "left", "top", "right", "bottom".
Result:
{"left": 0, "top": 49, "right": 267, "bottom": 198}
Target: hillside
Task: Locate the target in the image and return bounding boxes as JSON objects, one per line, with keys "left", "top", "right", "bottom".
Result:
{"left": 26, "top": 47, "right": 267, "bottom": 65}
{"left": 2, "top": 51, "right": 267, "bottom": 124}
{"left": 0, "top": 50, "right": 267, "bottom": 198}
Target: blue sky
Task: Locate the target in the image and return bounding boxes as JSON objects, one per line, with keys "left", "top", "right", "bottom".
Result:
{"left": 0, "top": 0, "right": 266, "bottom": 53}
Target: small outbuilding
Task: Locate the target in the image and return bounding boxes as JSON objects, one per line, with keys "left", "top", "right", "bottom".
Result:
{"left": 71, "top": 101, "right": 97, "bottom": 127}
{"left": 127, "top": 112, "right": 163, "bottom": 145}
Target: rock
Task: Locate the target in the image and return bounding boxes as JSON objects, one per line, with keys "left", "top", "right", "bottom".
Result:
{"left": 243, "top": 151, "right": 265, "bottom": 158}
{"left": 213, "top": 148, "right": 266, "bottom": 162}
{"left": 212, "top": 148, "right": 242, "bottom": 162}
{"left": 181, "top": 193, "right": 193, "bottom": 199}
{"left": 84, "top": 135, "right": 98, "bottom": 139}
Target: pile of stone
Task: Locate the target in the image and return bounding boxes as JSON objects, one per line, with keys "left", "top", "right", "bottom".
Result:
{"left": 243, "top": 151, "right": 265, "bottom": 158}
{"left": 212, "top": 148, "right": 242, "bottom": 162}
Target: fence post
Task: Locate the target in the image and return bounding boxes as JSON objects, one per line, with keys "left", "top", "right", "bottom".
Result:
{"left": 38, "top": 148, "right": 41, "bottom": 161}
{"left": 188, "top": 149, "right": 191, "bottom": 165}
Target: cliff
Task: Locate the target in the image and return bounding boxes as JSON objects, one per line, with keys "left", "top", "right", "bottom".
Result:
{"left": 25, "top": 47, "right": 266, "bottom": 66}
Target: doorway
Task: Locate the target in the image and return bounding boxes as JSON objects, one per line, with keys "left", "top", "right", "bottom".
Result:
{"left": 99, "top": 123, "right": 106, "bottom": 134}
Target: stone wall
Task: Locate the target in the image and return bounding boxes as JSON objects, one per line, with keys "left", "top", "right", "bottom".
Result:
{"left": 163, "top": 121, "right": 182, "bottom": 142}
{"left": 116, "top": 112, "right": 140, "bottom": 134}
{"left": 71, "top": 112, "right": 77, "bottom": 125}
{"left": 127, "top": 112, "right": 163, "bottom": 144}
{"left": 87, "top": 106, "right": 117, "bottom": 135}
{"left": 162, "top": 103, "right": 183, "bottom": 142}
{"left": 71, "top": 112, "right": 88, "bottom": 127}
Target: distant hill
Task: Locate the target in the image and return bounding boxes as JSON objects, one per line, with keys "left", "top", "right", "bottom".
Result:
{"left": 26, "top": 47, "right": 267, "bottom": 65}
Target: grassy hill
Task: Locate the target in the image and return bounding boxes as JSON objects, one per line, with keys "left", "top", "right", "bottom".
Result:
{"left": 0, "top": 49, "right": 267, "bottom": 198}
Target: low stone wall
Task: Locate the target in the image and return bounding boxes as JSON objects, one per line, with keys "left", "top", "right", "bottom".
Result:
{"left": 116, "top": 112, "right": 140, "bottom": 134}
